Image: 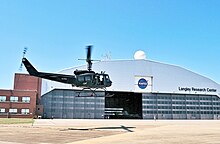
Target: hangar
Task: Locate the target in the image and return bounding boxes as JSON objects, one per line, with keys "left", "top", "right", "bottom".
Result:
{"left": 41, "top": 57, "right": 220, "bottom": 119}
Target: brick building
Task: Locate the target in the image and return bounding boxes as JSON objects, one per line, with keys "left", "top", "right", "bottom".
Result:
{"left": 0, "top": 73, "right": 42, "bottom": 118}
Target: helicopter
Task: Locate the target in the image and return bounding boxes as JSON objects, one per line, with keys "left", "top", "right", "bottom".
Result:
{"left": 22, "top": 45, "right": 112, "bottom": 96}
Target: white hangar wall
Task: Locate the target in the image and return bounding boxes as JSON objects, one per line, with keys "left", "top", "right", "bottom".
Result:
{"left": 41, "top": 60, "right": 220, "bottom": 97}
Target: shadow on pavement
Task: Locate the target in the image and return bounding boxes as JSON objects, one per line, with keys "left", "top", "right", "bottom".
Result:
{"left": 67, "top": 125, "right": 135, "bottom": 132}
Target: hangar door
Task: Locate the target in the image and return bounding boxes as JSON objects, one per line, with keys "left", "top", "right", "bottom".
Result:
{"left": 105, "top": 92, "right": 142, "bottom": 119}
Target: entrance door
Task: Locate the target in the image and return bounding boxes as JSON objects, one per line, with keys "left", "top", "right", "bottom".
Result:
{"left": 105, "top": 92, "right": 142, "bottom": 119}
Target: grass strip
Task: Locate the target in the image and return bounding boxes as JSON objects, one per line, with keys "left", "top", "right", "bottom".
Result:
{"left": 0, "top": 118, "right": 34, "bottom": 124}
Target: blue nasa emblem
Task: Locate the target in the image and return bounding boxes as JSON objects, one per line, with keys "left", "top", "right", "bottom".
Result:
{"left": 138, "top": 78, "right": 148, "bottom": 89}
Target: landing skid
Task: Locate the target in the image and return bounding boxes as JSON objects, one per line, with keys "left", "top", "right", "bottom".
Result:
{"left": 105, "top": 93, "right": 115, "bottom": 97}
{"left": 76, "top": 88, "right": 98, "bottom": 97}
{"left": 75, "top": 88, "right": 114, "bottom": 97}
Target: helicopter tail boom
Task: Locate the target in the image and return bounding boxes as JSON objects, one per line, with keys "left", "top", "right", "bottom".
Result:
{"left": 22, "top": 58, "right": 77, "bottom": 84}
{"left": 22, "top": 58, "right": 39, "bottom": 76}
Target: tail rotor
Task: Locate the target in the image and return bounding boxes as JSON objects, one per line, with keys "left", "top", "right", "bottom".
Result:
{"left": 19, "top": 47, "right": 28, "bottom": 71}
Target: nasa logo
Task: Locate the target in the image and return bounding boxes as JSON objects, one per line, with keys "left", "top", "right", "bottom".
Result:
{"left": 138, "top": 78, "right": 148, "bottom": 89}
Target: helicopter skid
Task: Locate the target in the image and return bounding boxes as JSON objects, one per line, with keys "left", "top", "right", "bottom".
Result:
{"left": 75, "top": 87, "right": 113, "bottom": 97}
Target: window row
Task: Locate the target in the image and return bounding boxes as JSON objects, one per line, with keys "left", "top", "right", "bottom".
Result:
{"left": 144, "top": 95, "right": 219, "bottom": 101}
{"left": 0, "top": 108, "right": 30, "bottom": 114}
{"left": 144, "top": 105, "right": 217, "bottom": 110}
{"left": 144, "top": 110, "right": 220, "bottom": 115}
{"left": 0, "top": 96, "right": 30, "bottom": 103}
{"left": 143, "top": 100, "right": 219, "bottom": 106}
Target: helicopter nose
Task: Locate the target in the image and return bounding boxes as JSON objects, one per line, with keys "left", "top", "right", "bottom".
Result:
{"left": 108, "top": 80, "right": 112, "bottom": 87}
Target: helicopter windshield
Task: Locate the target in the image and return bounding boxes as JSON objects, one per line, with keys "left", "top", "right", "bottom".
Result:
{"left": 105, "top": 75, "right": 109, "bottom": 79}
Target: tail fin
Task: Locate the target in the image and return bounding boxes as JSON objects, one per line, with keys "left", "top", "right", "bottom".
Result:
{"left": 22, "top": 58, "right": 39, "bottom": 76}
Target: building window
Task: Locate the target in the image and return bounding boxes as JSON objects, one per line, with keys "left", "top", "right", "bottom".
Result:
{"left": 9, "top": 109, "right": 17, "bottom": 114}
{"left": 10, "top": 96, "right": 18, "bottom": 102}
{"left": 0, "top": 108, "right": 6, "bottom": 113}
{"left": 22, "top": 97, "right": 30, "bottom": 103}
{"left": 21, "top": 109, "right": 29, "bottom": 114}
{"left": 0, "top": 96, "right": 6, "bottom": 102}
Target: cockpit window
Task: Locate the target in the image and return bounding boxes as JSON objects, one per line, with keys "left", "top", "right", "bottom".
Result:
{"left": 85, "top": 76, "right": 91, "bottom": 81}
{"left": 78, "top": 76, "right": 84, "bottom": 82}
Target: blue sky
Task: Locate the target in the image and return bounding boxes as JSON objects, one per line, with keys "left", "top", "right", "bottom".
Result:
{"left": 0, "top": 0, "right": 220, "bottom": 89}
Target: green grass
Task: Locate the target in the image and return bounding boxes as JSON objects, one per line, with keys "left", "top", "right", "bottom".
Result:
{"left": 0, "top": 118, "right": 34, "bottom": 124}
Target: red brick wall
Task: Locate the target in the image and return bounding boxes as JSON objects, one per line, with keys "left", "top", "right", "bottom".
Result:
{"left": 0, "top": 89, "right": 37, "bottom": 118}
{"left": 0, "top": 73, "right": 42, "bottom": 118}
{"left": 14, "top": 73, "right": 42, "bottom": 104}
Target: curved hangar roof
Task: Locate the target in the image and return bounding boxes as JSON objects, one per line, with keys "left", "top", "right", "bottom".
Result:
{"left": 42, "top": 60, "right": 220, "bottom": 97}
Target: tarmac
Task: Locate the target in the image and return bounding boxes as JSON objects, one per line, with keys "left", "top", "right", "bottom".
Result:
{"left": 1, "top": 119, "right": 220, "bottom": 144}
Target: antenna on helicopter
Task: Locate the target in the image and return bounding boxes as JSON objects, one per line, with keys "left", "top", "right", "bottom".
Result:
{"left": 19, "top": 47, "right": 28, "bottom": 71}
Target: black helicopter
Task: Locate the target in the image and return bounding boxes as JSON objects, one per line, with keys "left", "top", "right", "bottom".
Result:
{"left": 22, "top": 45, "right": 112, "bottom": 96}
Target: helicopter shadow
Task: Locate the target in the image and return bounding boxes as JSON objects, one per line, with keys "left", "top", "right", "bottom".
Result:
{"left": 67, "top": 125, "right": 135, "bottom": 132}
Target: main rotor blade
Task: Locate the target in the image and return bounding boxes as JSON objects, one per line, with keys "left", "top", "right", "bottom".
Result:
{"left": 86, "top": 45, "right": 92, "bottom": 71}
{"left": 87, "top": 45, "right": 92, "bottom": 62}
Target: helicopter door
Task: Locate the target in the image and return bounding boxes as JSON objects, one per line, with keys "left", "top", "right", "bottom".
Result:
{"left": 99, "top": 75, "right": 104, "bottom": 85}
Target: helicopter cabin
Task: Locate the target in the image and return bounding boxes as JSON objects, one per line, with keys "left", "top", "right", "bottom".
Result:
{"left": 76, "top": 72, "right": 110, "bottom": 88}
